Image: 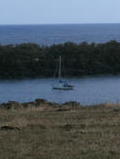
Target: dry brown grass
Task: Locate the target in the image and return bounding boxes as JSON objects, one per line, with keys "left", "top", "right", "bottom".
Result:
{"left": 0, "top": 103, "right": 120, "bottom": 159}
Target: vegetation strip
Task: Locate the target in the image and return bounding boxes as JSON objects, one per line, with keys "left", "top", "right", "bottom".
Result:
{"left": 0, "top": 40, "right": 120, "bottom": 78}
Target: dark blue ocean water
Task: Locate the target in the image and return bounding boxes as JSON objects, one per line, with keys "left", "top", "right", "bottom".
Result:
{"left": 0, "top": 24, "right": 120, "bottom": 45}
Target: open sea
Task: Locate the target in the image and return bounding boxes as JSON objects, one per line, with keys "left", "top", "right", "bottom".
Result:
{"left": 0, "top": 23, "right": 120, "bottom": 45}
{"left": 0, "top": 24, "right": 120, "bottom": 105}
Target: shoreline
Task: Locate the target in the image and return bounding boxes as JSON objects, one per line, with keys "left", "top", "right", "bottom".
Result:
{"left": 0, "top": 98, "right": 119, "bottom": 110}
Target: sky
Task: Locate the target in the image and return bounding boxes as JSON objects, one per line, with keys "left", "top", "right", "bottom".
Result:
{"left": 0, "top": 0, "right": 119, "bottom": 25}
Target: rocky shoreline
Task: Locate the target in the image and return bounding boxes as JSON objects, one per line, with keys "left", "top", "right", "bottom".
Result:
{"left": 0, "top": 98, "right": 81, "bottom": 111}
{"left": 0, "top": 98, "right": 120, "bottom": 111}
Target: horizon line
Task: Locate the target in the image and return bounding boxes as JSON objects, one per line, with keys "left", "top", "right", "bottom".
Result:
{"left": 0, "top": 22, "right": 120, "bottom": 26}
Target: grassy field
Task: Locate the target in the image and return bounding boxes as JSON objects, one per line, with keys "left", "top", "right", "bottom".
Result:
{"left": 0, "top": 101, "right": 120, "bottom": 159}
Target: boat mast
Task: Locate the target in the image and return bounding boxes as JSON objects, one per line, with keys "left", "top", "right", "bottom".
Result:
{"left": 58, "top": 56, "right": 62, "bottom": 80}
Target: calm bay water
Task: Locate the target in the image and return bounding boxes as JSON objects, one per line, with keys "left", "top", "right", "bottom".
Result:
{"left": 0, "top": 24, "right": 120, "bottom": 45}
{"left": 0, "top": 24, "right": 120, "bottom": 104}
{"left": 0, "top": 76, "right": 120, "bottom": 105}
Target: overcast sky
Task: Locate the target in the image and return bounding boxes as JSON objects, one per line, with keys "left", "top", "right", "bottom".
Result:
{"left": 0, "top": 0, "right": 119, "bottom": 24}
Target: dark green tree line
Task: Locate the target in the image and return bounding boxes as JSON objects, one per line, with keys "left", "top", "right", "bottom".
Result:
{"left": 0, "top": 41, "right": 120, "bottom": 78}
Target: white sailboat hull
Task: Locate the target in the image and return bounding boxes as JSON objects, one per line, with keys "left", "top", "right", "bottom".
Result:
{"left": 53, "top": 86, "right": 74, "bottom": 90}
{"left": 53, "top": 81, "right": 74, "bottom": 90}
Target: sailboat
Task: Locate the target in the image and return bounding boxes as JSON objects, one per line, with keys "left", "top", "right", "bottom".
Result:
{"left": 53, "top": 56, "right": 74, "bottom": 90}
